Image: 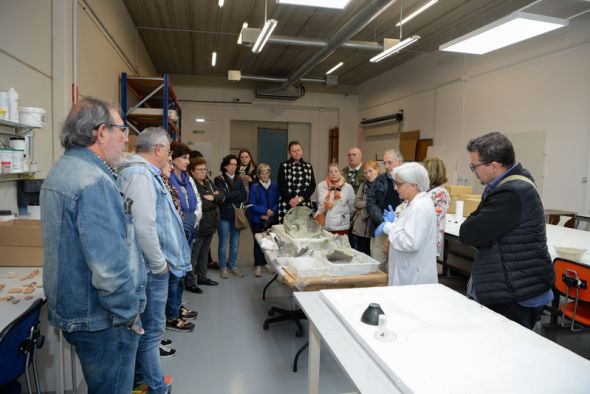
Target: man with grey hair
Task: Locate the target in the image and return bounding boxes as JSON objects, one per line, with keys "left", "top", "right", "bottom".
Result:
{"left": 377, "top": 162, "right": 438, "bottom": 285}
{"left": 366, "top": 148, "right": 403, "bottom": 263}
{"left": 41, "top": 97, "right": 146, "bottom": 394}
{"left": 118, "top": 127, "right": 192, "bottom": 393}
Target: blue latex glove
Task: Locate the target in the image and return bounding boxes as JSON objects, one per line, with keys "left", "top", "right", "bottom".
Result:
{"left": 383, "top": 204, "right": 396, "bottom": 223}
{"left": 374, "top": 222, "right": 386, "bottom": 236}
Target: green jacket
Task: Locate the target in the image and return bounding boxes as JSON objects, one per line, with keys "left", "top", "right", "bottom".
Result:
{"left": 341, "top": 164, "right": 366, "bottom": 194}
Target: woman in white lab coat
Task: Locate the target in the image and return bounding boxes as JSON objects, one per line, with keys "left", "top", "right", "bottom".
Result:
{"left": 380, "top": 162, "right": 438, "bottom": 286}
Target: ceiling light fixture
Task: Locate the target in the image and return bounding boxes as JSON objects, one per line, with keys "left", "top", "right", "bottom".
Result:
{"left": 276, "top": 0, "right": 352, "bottom": 9}
{"left": 395, "top": 0, "right": 438, "bottom": 27}
{"left": 325, "top": 61, "right": 344, "bottom": 75}
{"left": 439, "top": 12, "right": 568, "bottom": 55}
{"left": 370, "top": 35, "right": 420, "bottom": 62}
{"left": 252, "top": 19, "right": 278, "bottom": 53}
{"left": 196, "top": 118, "right": 206, "bottom": 123}
{"left": 218, "top": 0, "right": 224, "bottom": 7}
{"left": 237, "top": 22, "right": 248, "bottom": 44}
{"left": 211, "top": 51, "right": 217, "bottom": 67}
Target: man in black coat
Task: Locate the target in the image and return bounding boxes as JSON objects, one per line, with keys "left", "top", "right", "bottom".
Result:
{"left": 459, "top": 132, "right": 555, "bottom": 329}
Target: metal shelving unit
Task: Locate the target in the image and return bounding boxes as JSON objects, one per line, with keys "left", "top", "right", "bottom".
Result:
{"left": 0, "top": 119, "right": 39, "bottom": 183}
{"left": 120, "top": 73, "right": 182, "bottom": 140}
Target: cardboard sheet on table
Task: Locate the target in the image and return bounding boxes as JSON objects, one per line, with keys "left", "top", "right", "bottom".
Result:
{"left": 320, "top": 285, "right": 590, "bottom": 393}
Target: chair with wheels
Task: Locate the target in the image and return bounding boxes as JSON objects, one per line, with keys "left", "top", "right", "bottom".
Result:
{"left": 0, "top": 299, "right": 45, "bottom": 393}
{"left": 554, "top": 258, "right": 590, "bottom": 332}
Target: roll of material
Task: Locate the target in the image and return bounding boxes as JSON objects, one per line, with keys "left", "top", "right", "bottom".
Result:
{"left": 455, "top": 200, "right": 464, "bottom": 221}
{"left": 9, "top": 137, "right": 26, "bottom": 151}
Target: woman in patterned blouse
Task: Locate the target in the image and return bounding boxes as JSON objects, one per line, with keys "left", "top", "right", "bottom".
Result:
{"left": 277, "top": 141, "right": 316, "bottom": 223}
{"left": 423, "top": 157, "right": 451, "bottom": 259}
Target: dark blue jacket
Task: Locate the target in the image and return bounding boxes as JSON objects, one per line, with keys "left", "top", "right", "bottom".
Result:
{"left": 214, "top": 173, "right": 247, "bottom": 221}
{"left": 248, "top": 182, "right": 279, "bottom": 224}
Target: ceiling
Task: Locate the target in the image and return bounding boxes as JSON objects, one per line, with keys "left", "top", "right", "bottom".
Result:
{"left": 122, "top": 0, "right": 589, "bottom": 90}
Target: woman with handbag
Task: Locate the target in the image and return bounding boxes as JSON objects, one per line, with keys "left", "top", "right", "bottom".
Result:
{"left": 214, "top": 154, "right": 247, "bottom": 279}
{"left": 248, "top": 163, "right": 279, "bottom": 277}
{"left": 315, "top": 163, "right": 355, "bottom": 235}
{"left": 184, "top": 157, "right": 225, "bottom": 293}
{"left": 351, "top": 161, "right": 380, "bottom": 256}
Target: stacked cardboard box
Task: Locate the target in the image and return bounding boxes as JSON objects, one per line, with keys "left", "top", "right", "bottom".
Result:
{"left": 445, "top": 185, "right": 481, "bottom": 216}
{"left": 0, "top": 219, "right": 43, "bottom": 266}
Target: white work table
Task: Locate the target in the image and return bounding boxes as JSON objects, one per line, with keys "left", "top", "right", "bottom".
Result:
{"left": 0, "top": 266, "right": 45, "bottom": 331}
{"left": 295, "top": 285, "right": 590, "bottom": 394}
{"left": 445, "top": 218, "right": 590, "bottom": 266}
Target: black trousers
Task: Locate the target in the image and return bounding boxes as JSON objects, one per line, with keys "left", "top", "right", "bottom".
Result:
{"left": 250, "top": 221, "right": 266, "bottom": 267}
{"left": 487, "top": 302, "right": 544, "bottom": 329}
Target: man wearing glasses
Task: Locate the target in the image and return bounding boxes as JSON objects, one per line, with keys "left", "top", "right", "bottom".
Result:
{"left": 460, "top": 131, "right": 554, "bottom": 329}
{"left": 118, "top": 127, "right": 192, "bottom": 393}
{"left": 41, "top": 98, "right": 146, "bottom": 394}
{"left": 366, "top": 148, "right": 403, "bottom": 265}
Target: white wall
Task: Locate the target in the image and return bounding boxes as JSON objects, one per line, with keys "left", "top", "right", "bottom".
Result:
{"left": 173, "top": 77, "right": 359, "bottom": 181}
{"left": 357, "top": 12, "right": 590, "bottom": 213}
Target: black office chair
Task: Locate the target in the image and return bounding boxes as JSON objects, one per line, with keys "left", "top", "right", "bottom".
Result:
{"left": 0, "top": 299, "right": 45, "bottom": 394}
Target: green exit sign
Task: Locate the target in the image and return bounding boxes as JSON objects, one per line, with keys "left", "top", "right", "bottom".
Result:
{"left": 192, "top": 130, "right": 205, "bottom": 135}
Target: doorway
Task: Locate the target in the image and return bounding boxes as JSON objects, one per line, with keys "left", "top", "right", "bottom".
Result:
{"left": 258, "top": 128, "right": 288, "bottom": 183}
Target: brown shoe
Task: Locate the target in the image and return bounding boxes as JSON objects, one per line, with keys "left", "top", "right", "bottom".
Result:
{"left": 208, "top": 261, "right": 220, "bottom": 270}
{"left": 220, "top": 268, "right": 229, "bottom": 279}
{"left": 231, "top": 267, "right": 245, "bottom": 278}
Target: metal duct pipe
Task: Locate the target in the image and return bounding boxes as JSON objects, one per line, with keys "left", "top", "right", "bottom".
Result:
{"left": 276, "top": 0, "right": 397, "bottom": 92}
{"left": 241, "top": 74, "right": 327, "bottom": 84}
{"left": 269, "top": 35, "right": 383, "bottom": 51}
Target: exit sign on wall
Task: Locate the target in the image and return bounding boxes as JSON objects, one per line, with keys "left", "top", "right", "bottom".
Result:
{"left": 192, "top": 130, "right": 205, "bottom": 135}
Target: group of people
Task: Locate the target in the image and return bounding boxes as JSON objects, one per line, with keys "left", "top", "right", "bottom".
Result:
{"left": 40, "top": 97, "right": 555, "bottom": 394}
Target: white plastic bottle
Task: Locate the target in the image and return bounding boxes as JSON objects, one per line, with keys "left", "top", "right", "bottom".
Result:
{"left": 8, "top": 87, "right": 19, "bottom": 123}
{"left": 0, "top": 91, "right": 8, "bottom": 121}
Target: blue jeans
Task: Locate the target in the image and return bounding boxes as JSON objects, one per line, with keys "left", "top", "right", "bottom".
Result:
{"left": 64, "top": 326, "right": 139, "bottom": 394}
{"left": 217, "top": 219, "right": 241, "bottom": 269}
{"left": 134, "top": 271, "right": 169, "bottom": 394}
{"left": 165, "top": 272, "right": 183, "bottom": 320}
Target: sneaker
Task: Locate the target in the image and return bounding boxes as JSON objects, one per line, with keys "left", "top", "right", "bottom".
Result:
{"left": 179, "top": 305, "right": 198, "bottom": 321}
{"left": 159, "top": 344, "right": 176, "bottom": 358}
{"left": 166, "top": 318, "right": 194, "bottom": 333}
{"left": 134, "top": 376, "right": 173, "bottom": 394}
{"left": 161, "top": 338, "right": 172, "bottom": 346}
{"left": 231, "top": 267, "right": 245, "bottom": 278}
{"left": 262, "top": 264, "right": 275, "bottom": 274}
{"left": 220, "top": 268, "right": 229, "bottom": 279}
{"left": 254, "top": 266, "right": 262, "bottom": 277}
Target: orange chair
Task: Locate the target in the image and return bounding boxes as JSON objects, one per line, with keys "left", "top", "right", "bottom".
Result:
{"left": 554, "top": 258, "right": 590, "bottom": 331}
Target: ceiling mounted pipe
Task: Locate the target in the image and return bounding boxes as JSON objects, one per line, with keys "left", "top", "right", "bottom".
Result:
{"left": 275, "top": 0, "right": 397, "bottom": 92}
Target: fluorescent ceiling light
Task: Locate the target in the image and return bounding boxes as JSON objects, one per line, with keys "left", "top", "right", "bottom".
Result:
{"left": 237, "top": 22, "right": 248, "bottom": 44}
{"left": 370, "top": 35, "right": 420, "bottom": 63}
{"left": 196, "top": 118, "right": 206, "bottom": 123}
{"left": 211, "top": 51, "right": 217, "bottom": 67}
{"left": 395, "top": 0, "right": 439, "bottom": 27}
{"left": 326, "top": 61, "right": 344, "bottom": 75}
{"left": 439, "top": 12, "right": 568, "bottom": 55}
{"left": 252, "top": 19, "right": 278, "bottom": 53}
{"left": 218, "top": 0, "right": 224, "bottom": 7}
{"left": 276, "top": 0, "right": 352, "bottom": 9}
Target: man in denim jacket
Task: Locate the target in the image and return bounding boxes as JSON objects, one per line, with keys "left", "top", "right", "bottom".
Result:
{"left": 41, "top": 98, "right": 147, "bottom": 394}
{"left": 118, "top": 128, "right": 192, "bottom": 394}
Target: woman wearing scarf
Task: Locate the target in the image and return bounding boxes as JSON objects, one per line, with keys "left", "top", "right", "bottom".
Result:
{"left": 214, "top": 154, "right": 247, "bottom": 279}
{"left": 248, "top": 163, "right": 278, "bottom": 277}
{"left": 169, "top": 142, "right": 202, "bottom": 245}
{"left": 315, "top": 163, "right": 355, "bottom": 235}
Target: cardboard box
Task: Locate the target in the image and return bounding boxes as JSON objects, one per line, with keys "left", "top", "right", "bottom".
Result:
{"left": 0, "top": 219, "right": 43, "bottom": 267}
{"left": 399, "top": 130, "right": 420, "bottom": 161}
{"left": 446, "top": 184, "right": 473, "bottom": 196}
{"left": 126, "top": 134, "right": 137, "bottom": 153}
{"left": 448, "top": 194, "right": 481, "bottom": 216}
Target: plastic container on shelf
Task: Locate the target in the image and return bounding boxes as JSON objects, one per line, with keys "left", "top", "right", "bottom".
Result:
{"left": 0, "top": 149, "right": 12, "bottom": 174}
{"left": 0, "top": 91, "right": 9, "bottom": 120}
{"left": 8, "top": 88, "right": 19, "bottom": 123}
{"left": 19, "top": 107, "right": 45, "bottom": 127}
{"left": 10, "top": 149, "right": 24, "bottom": 173}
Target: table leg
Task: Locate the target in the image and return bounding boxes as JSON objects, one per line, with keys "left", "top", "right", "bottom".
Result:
{"left": 262, "top": 273, "right": 278, "bottom": 300}
{"left": 307, "top": 321, "right": 321, "bottom": 394}
{"left": 56, "top": 329, "right": 65, "bottom": 394}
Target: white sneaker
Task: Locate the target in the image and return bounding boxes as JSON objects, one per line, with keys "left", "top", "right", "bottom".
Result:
{"left": 254, "top": 266, "right": 262, "bottom": 277}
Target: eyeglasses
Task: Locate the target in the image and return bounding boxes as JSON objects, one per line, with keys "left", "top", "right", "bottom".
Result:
{"left": 260, "top": 171, "right": 270, "bottom": 175}
{"left": 394, "top": 180, "right": 405, "bottom": 187}
{"left": 156, "top": 144, "right": 170, "bottom": 153}
{"left": 469, "top": 162, "right": 490, "bottom": 172}
{"left": 195, "top": 168, "right": 208, "bottom": 172}
{"left": 109, "top": 124, "right": 129, "bottom": 137}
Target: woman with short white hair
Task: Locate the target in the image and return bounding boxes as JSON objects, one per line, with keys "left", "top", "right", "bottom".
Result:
{"left": 379, "top": 162, "right": 438, "bottom": 286}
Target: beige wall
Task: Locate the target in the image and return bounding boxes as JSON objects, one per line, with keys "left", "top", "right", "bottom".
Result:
{"left": 174, "top": 77, "right": 359, "bottom": 181}
{"left": 358, "top": 12, "right": 590, "bottom": 213}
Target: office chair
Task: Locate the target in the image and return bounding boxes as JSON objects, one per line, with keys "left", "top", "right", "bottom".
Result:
{"left": 0, "top": 299, "right": 45, "bottom": 393}
{"left": 554, "top": 258, "right": 590, "bottom": 332}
